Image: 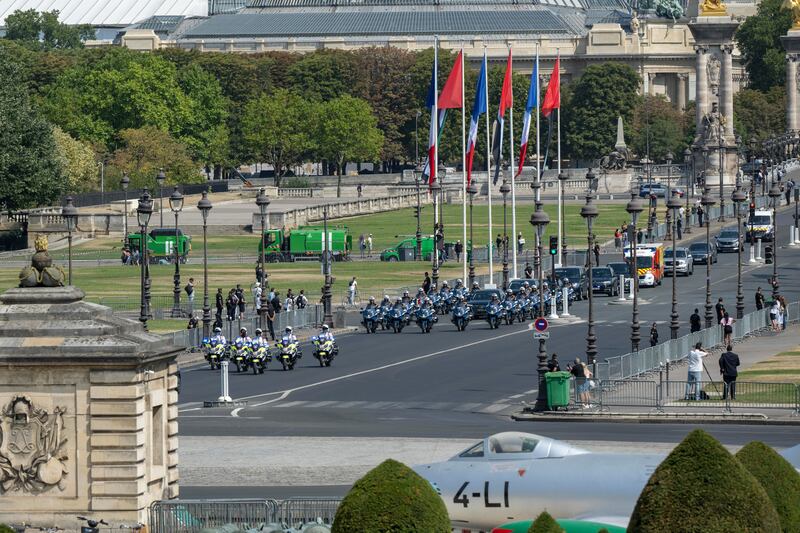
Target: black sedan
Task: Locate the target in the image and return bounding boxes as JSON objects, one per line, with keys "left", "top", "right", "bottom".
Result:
{"left": 467, "top": 289, "right": 505, "bottom": 318}
{"left": 688, "top": 242, "right": 718, "bottom": 264}
{"left": 591, "top": 267, "right": 620, "bottom": 296}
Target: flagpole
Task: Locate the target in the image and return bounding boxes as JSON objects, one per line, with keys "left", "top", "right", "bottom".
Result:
{"left": 556, "top": 49, "right": 562, "bottom": 269}
{"left": 461, "top": 48, "right": 467, "bottom": 284}
{"left": 535, "top": 42, "right": 541, "bottom": 203}
{"left": 433, "top": 37, "right": 439, "bottom": 288}
{"left": 484, "top": 47, "right": 493, "bottom": 286}
{"left": 509, "top": 47, "right": 517, "bottom": 279}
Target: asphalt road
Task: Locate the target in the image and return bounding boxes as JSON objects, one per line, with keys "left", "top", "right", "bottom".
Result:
{"left": 178, "top": 209, "right": 800, "bottom": 497}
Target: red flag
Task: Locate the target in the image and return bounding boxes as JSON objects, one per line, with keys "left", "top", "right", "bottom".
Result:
{"left": 438, "top": 51, "right": 463, "bottom": 109}
{"left": 541, "top": 56, "right": 560, "bottom": 118}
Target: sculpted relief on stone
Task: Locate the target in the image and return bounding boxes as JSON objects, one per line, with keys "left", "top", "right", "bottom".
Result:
{"left": 0, "top": 396, "right": 67, "bottom": 493}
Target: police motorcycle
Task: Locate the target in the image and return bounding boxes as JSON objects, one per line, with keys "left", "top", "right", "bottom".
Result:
{"left": 275, "top": 327, "right": 302, "bottom": 370}
{"left": 486, "top": 295, "right": 506, "bottom": 330}
{"left": 450, "top": 297, "right": 473, "bottom": 331}
{"left": 311, "top": 325, "right": 337, "bottom": 367}
{"left": 415, "top": 298, "right": 438, "bottom": 333}
{"left": 361, "top": 296, "right": 380, "bottom": 333}
{"left": 204, "top": 328, "right": 227, "bottom": 370}
{"left": 248, "top": 329, "right": 271, "bottom": 375}
{"left": 388, "top": 298, "right": 407, "bottom": 333}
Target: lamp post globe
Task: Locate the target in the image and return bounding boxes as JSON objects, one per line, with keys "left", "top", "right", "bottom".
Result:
{"left": 169, "top": 186, "right": 184, "bottom": 318}
{"left": 626, "top": 193, "right": 644, "bottom": 351}
{"left": 529, "top": 201, "right": 550, "bottom": 412}
{"left": 666, "top": 190, "right": 682, "bottom": 339}
{"left": 731, "top": 185, "right": 747, "bottom": 319}
{"left": 580, "top": 188, "right": 599, "bottom": 375}
{"left": 197, "top": 191, "right": 213, "bottom": 338}
{"left": 467, "top": 182, "right": 478, "bottom": 287}
{"left": 700, "top": 189, "right": 716, "bottom": 328}
{"left": 62, "top": 197, "right": 78, "bottom": 286}
{"left": 500, "top": 180, "right": 511, "bottom": 290}
{"left": 136, "top": 189, "right": 153, "bottom": 331}
{"left": 255, "top": 189, "right": 271, "bottom": 328}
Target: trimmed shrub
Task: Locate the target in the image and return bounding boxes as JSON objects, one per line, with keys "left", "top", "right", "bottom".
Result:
{"left": 527, "top": 511, "right": 563, "bottom": 533}
{"left": 736, "top": 441, "right": 800, "bottom": 532}
{"left": 331, "top": 458, "right": 450, "bottom": 533}
{"left": 628, "top": 429, "right": 781, "bottom": 532}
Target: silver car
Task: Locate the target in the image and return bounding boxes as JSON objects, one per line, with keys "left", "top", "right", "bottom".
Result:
{"left": 664, "top": 247, "right": 694, "bottom": 276}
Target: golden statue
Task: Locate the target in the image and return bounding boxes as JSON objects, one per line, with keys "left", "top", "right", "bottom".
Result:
{"left": 782, "top": 0, "right": 800, "bottom": 30}
{"left": 699, "top": 0, "right": 727, "bottom": 16}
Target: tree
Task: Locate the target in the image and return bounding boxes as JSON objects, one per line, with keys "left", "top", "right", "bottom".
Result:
{"left": 628, "top": 429, "right": 781, "bottom": 533}
{"left": 527, "top": 511, "right": 563, "bottom": 533}
{"left": 736, "top": 0, "right": 793, "bottom": 91}
{"left": 734, "top": 87, "right": 786, "bottom": 142}
{"left": 332, "top": 459, "right": 450, "bottom": 533}
{"left": 0, "top": 47, "right": 64, "bottom": 211}
{"left": 107, "top": 127, "right": 203, "bottom": 190}
{"left": 629, "top": 96, "right": 691, "bottom": 161}
{"left": 736, "top": 441, "right": 800, "bottom": 532}
{"left": 4, "top": 9, "right": 95, "bottom": 50}
{"left": 564, "top": 63, "right": 640, "bottom": 163}
{"left": 52, "top": 127, "right": 99, "bottom": 193}
{"left": 241, "top": 89, "right": 315, "bottom": 187}
{"left": 316, "top": 95, "right": 384, "bottom": 197}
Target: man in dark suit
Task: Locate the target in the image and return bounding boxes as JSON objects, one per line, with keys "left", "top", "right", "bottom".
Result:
{"left": 719, "top": 345, "right": 740, "bottom": 400}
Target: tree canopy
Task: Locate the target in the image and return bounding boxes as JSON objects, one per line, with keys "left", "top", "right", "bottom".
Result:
{"left": 736, "top": 0, "right": 793, "bottom": 91}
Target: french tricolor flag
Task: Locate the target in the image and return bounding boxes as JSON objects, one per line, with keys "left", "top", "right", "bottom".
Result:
{"left": 517, "top": 53, "right": 538, "bottom": 178}
{"left": 466, "top": 59, "right": 487, "bottom": 187}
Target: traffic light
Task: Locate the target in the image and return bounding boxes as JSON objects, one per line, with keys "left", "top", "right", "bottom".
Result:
{"left": 549, "top": 236, "right": 558, "bottom": 256}
{"left": 765, "top": 245, "right": 773, "bottom": 264}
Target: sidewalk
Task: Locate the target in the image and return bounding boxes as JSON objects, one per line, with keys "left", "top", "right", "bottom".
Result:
{"left": 514, "top": 323, "right": 800, "bottom": 424}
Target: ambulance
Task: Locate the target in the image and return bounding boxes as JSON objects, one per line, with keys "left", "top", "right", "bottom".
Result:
{"left": 623, "top": 243, "right": 665, "bottom": 287}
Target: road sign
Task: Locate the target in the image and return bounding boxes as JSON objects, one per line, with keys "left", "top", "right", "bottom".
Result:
{"left": 533, "top": 331, "right": 550, "bottom": 340}
{"left": 534, "top": 317, "right": 549, "bottom": 332}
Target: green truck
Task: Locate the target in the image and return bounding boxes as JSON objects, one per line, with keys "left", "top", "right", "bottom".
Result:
{"left": 127, "top": 228, "right": 191, "bottom": 263}
{"left": 380, "top": 235, "right": 471, "bottom": 262}
{"left": 257, "top": 226, "right": 352, "bottom": 262}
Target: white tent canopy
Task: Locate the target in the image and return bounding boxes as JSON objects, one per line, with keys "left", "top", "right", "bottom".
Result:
{"left": 0, "top": 0, "right": 207, "bottom": 26}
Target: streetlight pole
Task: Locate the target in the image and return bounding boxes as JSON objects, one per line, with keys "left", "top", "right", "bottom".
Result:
{"left": 62, "top": 197, "right": 77, "bottom": 286}
{"left": 137, "top": 189, "right": 153, "bottom": 331}
{"left": 683, "top": 148, "right": 692, "bottom": 235}
{"left": 156, "top": 168, "right": 166, "bottom": 228}
{"left": 667, "top": 190, "right": 682, "bottom": 339}
{"left": 626, "top": 193, "right": 644, "bottom": 351}
{"left": 500, "top": 180, "right": 510, "bottom": 290}
{"left": 701, "top": 188, "right": 716, "bottom": 328}
{"left": 732, "top": 185, "right": 746, "bottom": 319}
{"left": 467, "top": 182, "right": 477, "bottom": 287}
{"left": 529, "top": 203, "right": 550, "bottom": 411}
{"left": 430, "top": 181, "right": 441, "bottom": 290}
{"left": 581, "top": 188, "right": 599, "bottom": 375}
{"left": 121, "top": 173, "right": 130, "bottom": 245}
{"left": 769, "top": 182, "right": 782, "bottom": 301}
{"left": 169, "top": 186, "right": 184, "bottom": 318}
{"left": 197, "top": 191, "right": 213, "bottom": 338}
{"left": 256, "top": 189, "right": 271, "bottom": 329}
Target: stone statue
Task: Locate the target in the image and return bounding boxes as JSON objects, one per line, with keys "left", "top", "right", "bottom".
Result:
{"left": 0, "top": 396, "right": 68, "bottom": 493}
{"left": 18, "top": 236, "right": 65, "bottom": 288}
{"left": 707, "top": 55, "right": 721, "bottom": 95}
{"left": 699, "top": 0, "right": 727, "bottom": 15}
{"left": 783, "top": 0, "right": 800, "bottom": 30}
{"left": 655, "top": 0, "right": 684, "bottom": 20}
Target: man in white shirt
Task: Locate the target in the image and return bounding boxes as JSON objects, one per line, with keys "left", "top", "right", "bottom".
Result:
{"left": 685, "top": 342, "right": 708, "bottom": 401}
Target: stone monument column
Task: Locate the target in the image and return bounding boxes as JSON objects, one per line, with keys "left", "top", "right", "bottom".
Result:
{"left": 721, "top": 44, "right": 735, "bottom": 137}
{"left": 694, "top": 45, "right": 710, "bottom": 136}
{"left": 782, "top": 30, "right": 800, "bottom": 131}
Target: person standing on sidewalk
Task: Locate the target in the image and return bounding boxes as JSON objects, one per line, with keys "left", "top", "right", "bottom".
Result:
{"left": 719, "top": 345, "right": 740, "bottom": 400}
{"left": 690, "top": 308, "right": 702, "bottom": 333}
{"left": 686, "top": 342, "right": 708, "bottom": 401}
{"left": 755, "top": 287, "right": 765, "bottom": 310}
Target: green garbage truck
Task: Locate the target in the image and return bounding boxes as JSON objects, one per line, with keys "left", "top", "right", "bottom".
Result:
{"left": 257, "top": 226, "right": 352, "bottom": 262}
{"left": 127, "top": 228, "right": 191, "bottom": 264}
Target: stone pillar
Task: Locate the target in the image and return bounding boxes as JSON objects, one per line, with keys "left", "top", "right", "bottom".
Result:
{"left": 721, "top": 44, "right": 735, "bottom": 138}
{"left": 677, "top": 73, "right": 688, "bottom": 111}
{"left": 782, "top": 30, "right": 800, "bottom": 132}
{"left": 694, "top": 45, "right": 709, "bottom": 137}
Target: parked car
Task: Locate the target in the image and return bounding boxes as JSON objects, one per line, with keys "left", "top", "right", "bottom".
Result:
{"left": 639, "top": 183, "right": 685, "bottom": 198}
{"left": 590, "top": 267, "right": 620, "bottom": 296}
{"left": 715, "top": 229, "right": 743, "bottom": 253}
{"left": 688, "top": 241, "right": 718, "bottom": 264}
{"left": 664, "top": 247, "right": 694, "bottom": 276}
{"left": 550, "top": 266, "right": 589, "bottom": 300}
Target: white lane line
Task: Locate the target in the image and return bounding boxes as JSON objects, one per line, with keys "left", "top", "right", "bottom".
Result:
{"left": 241, "top": 327, "right": 532, "bottom": 409}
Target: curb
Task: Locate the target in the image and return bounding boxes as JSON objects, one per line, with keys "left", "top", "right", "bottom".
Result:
{"left": 511, "top": 412, "right": 800, "bottom": 425}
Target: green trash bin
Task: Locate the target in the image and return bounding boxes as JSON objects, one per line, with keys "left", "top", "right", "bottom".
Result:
{"left": 545, "top": 371, "right": 572, "bottom": 410}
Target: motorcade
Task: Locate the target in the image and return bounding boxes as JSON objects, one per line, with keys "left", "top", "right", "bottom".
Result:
{"left": 590, "top": 267, "right": 620, "bottom": 296}
{"left": 688, "top": 241, "right": 718, "bottom": 264}
{"left": 623, "top": 243, "right": 664, "bottom": 287}
{"left": 714, "top": 229, "right": 743, "bottom": 252}
{"left": 664, "top": 247, "right": 694, "bottom": 276}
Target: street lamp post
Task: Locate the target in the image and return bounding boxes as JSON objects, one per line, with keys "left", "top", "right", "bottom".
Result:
{"left": 62, "top": 197, "right": 78, "bottom": 286}
{"left": 667, "top": 190, "right": 682, "bottom": 339}
{"left": 137, "top": 190, "right": 153, "bottom": 331}
{"left": 500, "top": 180, "right": 511, "bottom": 290}
{"left": 156, "top": 169, "right": 166, "bottom": 228}
{"left": 769, "top": 182, "right": 782, "bottom": 301}
{"left": 529, "top": 203, "right": 550, "bottom": 411}
{"left": 256, "top": 189, "right": 271, "bottom": 328}
{"left": 701, "top": 189, "right": 716, "bottom": 328}
{"left": 732, "top": 185, "right": 746, "bottom": 319}
{"left": 626, "top": 193, "right": 644, "bottom": 351}
{"left": 197, "top": 192, "right": 213, "bottom": 338}
{"left": 581, "top": 189, "right": 599, "bottom": 375}
{"left": 683, "top": 148, "right": 692, "bottom": 235}
{"left": 121, "top": 173, "right": 130, "bottom": 245}
{"left": 430, "top": 180, "right": 442, "bottom": 290}
{"left": 169, "top": 186, "right": 184, "bottom": 318}
{"left": 467, "top": 182, "right": 477, "bottom": 287}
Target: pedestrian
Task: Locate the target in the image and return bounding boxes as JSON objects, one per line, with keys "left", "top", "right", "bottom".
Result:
{"left": 422, "top": 272, "right": 431, "bottom": 294}
{"left": 636, "top": 229, "right": 644, "bottom": 244}
{"left": 649, "top": 322, "right": 659, "bottom": 347}
{"left": 690, "top": 308, "right": 701, "bottom": 333}
{"left": 455, "top": 240, "right": 463, "bottom": 262}
{"left": 614, "top": 228, "right": 622, "bottom": 251}
{"left": 770, "top": 300, "right": 780, "bottom": 331}
{"left": 719, "top": 345, "right": 740, "bottom": 400}
{"left": 215, "top": 288, "right": 223, "bottom": 324}
{"left": 785, "top": 178, "right": 795, "bottom": 206}
{"left": 348, "top": 276, "right": 357, "bottom": 305}
{"left": 676, "top": 217, "right": 683, "bottom": 239}
{"left": 720, "top": 311, "right": 735, "bottom": 346}
{"left": 547, "top": 353, "right": 560, "bottom": 372}
{"left": 359, "top": 234, "right": 366, "bottom": 258}
{"left": 593, "top": 242, "right": 600, "bottom": 267}
{"left": 496, "top": 234, "right": 503, "bottom": 258}
{"left": 517, "top": 232, "right": 525, "bottom": 255}
{"left": 524, "top": 263, "right": 533, "bottom": 279}
{"left": 697, "top": 205, "right": 705, "bottom": 227}
{"left": 755, "top": 287, "right": 765, "bottom": 310}
{"left": 685, "top": 342, "right": 708, "bottom": 401}
{"left": 295, "top": 289, "right": 308, "bottom": 309}
{"left": 235, "top": 284, "right": 246, "bottom": 320}
{"left": 184, "top": 278, "right": 195, "bottom": 315}
{"left": 715, "top": 297, "right": 725, "bottom": 324}
{"left": 367, "top": 234, "right": 373, "bottom": 257}
{"left": 570, "top": 357, "right": 592, "bottom": 407}
{"left": 265, "top": 306, "right": 276, "bottom": 340}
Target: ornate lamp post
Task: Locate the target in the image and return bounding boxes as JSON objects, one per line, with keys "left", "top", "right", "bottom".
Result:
{"left": 731, "top": 185, "right": 746, "bottom": 319}
{"left": 156, "top": 168, "right": 166, "bottom": 227}
{"left": 62, "top": 197, "right": 78, "bottom": 285}
{"left": 667, "top": 190, "right": 682, "bottom": 339}
{"left": 430, "top": 180, "right": 442, "bottom": 290}
{"left": 256, "top": 189, "right": 271, "bottom": 328}
{"left": 169, "top": 186, "right": 184, "bottom": 318}
{"left": 581, "top": 190, "right": 599, "bottom": 375}
{"left": 769, "top": 182, "right": 782, "bottom": 301}
{"left": 529, "top": 203, "right": 550, "bottom": 411}
{"left": 626, "top": 193, "right": 644, "bottom": 351}
{"left": 467, "top": 182, "right": 478, "bottom": 287}
{"left": 121, "top": 173, "right": 130, "bottom": 245}
{"left": 137, "top": 189, "right": 153, "bottom": 331}
{"left": 197, "top": 191, "right": 213, "bottom": 337}
{"left": 500, "top": 179, "right": 511, "bottom": 290}
{"left": 683, "top": 147, "right": 693, "bottom": 234}
{"left": 701, "top": 188, "right": 716, "bottom": 328}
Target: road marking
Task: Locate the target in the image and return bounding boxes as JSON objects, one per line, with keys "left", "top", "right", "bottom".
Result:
{"left": 239, "top": 327, "right": 532, "bottom": 409}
